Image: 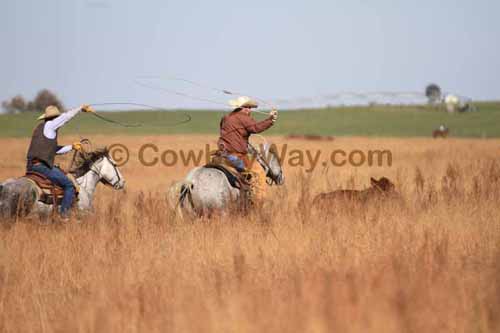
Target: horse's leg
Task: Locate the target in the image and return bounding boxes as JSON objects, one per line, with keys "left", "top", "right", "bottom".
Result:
{"left": 34, "top": 202, "right": 54, "bottom": 222}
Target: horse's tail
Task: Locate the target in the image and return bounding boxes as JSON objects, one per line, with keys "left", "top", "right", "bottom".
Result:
{"left": 178, "top": 182, "right": 194, "bottom": 209}
{"left": 167, "top": 181, "right": 194, "bottom": 218}
{"left": 0, "top": 185, "right": 4, "bottom": 214}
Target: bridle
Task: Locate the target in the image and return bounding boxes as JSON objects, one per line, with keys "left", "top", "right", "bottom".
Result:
{"left": 89, "top": 155, "right": 122, "bottom": 189}
{"left": 69, "top": 141, "right": 123, "bottom": 189}
{"left": 248, "top": 143, "right": 282, "bottom": 186}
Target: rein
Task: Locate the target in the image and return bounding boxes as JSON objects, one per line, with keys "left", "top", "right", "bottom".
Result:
{"left": 89, "top": 156, "right": 122, "bottom": 188}
{"left": 70, "top": 141, "right": 121, "bottom": 188}
{"left": 248, "top": 143, "right": 278, "bottom": 186}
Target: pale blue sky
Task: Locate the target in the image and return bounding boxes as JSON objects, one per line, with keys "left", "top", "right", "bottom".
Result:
{"left": 1, "top": 0, "right": 499, "bottom": 110}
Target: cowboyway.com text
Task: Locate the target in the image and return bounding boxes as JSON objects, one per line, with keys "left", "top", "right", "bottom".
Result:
{"left": 108, "top": 143, "right": 393, "bottom": 172}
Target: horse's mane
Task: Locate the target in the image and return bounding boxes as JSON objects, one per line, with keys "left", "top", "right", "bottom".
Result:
{"left": 70, "top": 148, "right": 109, "bottom": 178}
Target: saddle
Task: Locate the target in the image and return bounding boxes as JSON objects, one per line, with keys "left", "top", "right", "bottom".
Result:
{"left": 24, "top": 171, "right": 79, "bottom": 206}
{"left": 205, "top": 154, "right": 251, "bottom": 190}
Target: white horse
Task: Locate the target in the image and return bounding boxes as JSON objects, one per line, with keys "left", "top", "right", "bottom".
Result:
{"left": 168, "top": 143, "right": 284, "bottom": 217}
{"left": 0, "top": 149, "right": 125, "bottom": 219}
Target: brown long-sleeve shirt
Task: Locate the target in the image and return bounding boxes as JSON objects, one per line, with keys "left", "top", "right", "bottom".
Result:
{"left": 217, "top": 110, "right": 274, "bottom": 154}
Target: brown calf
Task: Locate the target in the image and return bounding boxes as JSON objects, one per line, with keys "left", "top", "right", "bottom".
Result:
{"left": 313, "top": 177, "right": 396, "bottom": 207}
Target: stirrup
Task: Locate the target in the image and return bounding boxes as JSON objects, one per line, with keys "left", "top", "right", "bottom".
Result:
{"left": 240, "top": 171, "right": 254, "bottom": 183}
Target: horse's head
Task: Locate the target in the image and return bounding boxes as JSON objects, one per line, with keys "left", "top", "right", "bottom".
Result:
{"left": 257, "top": 143, "right": 285, "bottom": 185}
{"left": 370, "top": 177, "right": 395, "bottom": 193}
{"left": 73, "top": 148, "right": 125, "bottom": 190}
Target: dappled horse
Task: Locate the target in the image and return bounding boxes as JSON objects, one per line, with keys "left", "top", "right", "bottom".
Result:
{"left": 168, "top": 143, "right": 284, "bottom": 217}
{"left": 0, "top": 148, "right": 125, "bottom": 219}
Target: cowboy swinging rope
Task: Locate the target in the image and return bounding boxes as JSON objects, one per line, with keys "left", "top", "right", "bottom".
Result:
{"left": 134, "top": 76, "right": 279, "bottom": 144}
{"left": 136, "top": 76, "right": 281, "bottom": 163}
{"left": 134, "top": 76, "right": 276, "bottom": 116}
{"left": 136, "top": 76, "right": 280, "bottom": 182}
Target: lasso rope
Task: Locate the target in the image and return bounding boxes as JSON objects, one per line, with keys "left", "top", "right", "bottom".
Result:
{"left": 75, "top": 102, "right": 193, "bottom": 128}
{"left": 134, "top": 76, "right": 274, "bottom": 116}
{"left": 141, "top": 75, "right": 276, "bottom": 110}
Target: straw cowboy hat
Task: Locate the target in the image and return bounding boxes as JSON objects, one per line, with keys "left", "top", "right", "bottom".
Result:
{"left": 229, "top": 96, "right": 258, "bottom": 109}
{"left": 37, "top": 105, "right": 61, "bottom": 120}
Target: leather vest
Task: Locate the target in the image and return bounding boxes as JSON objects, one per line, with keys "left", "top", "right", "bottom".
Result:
{"left": 26, "top": 123, "right": 58, "bottom": 168}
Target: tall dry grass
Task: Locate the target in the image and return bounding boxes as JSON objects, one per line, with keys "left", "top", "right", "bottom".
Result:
{"left": 1, "top": 136, "right": 500, "bottom": 332}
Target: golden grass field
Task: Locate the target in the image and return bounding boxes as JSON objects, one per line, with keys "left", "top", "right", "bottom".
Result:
{"left": 1, "top": 135, "right": 500, "bottom": 332}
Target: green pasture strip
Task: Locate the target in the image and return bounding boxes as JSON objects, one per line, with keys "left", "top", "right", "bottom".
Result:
{"left": 1, "top": 102, "right": 500, "bottom": 138}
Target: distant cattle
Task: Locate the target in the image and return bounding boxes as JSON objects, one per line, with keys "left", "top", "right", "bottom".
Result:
{"left": 313, "top": 177, "right": 396, "bottom": 208}
{"left": 286, "top": 134, "right": 334, "bottom": 141}
{"left": 433, "top": 125, "right": 449, "bottom": 138}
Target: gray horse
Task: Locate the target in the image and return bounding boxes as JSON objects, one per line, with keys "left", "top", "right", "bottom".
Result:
{"left": 0, "top": 149, "right": 125, "bottom": 219}
{"left": 168, "top": 143, "right": 284, "bottom": 217}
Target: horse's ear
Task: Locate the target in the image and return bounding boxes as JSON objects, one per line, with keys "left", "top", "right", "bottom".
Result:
{"left": 370, "top": 177, "right": 377, "bottom": 186}
{"left": 259, "top": 143, "right": 268, "bottom": 154}
{"left": 268, "top": 143, "right": 278, "bottom": 154}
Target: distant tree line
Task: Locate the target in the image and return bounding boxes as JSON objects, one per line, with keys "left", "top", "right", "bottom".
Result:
{"left": 1, "top": 89, "right": 64, "bottom": 114}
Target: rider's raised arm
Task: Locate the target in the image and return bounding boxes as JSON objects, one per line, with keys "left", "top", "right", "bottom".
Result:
{"left": 242, "top": 114, "right": 274, "bottom": 134}
{"left": 43, "top": 107, "right": 82, "bottom": 139}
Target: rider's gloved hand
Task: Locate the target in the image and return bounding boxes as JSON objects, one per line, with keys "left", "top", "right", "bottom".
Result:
{"left": 81, "top": 104, "right": 95, "bottom": 113}
{"left": 270, "top": 109, "right": 278, "bottom": 123}
{"left": 72, "top": 142, "right": 83, "bottom": 151}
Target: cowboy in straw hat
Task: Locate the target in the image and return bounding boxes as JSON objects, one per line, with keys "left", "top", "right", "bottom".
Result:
{"left": 217, "top": 96, "right": 278, "bottom": 202}
{"left": 26, "top": 104, "right": 95, "bottom": 219}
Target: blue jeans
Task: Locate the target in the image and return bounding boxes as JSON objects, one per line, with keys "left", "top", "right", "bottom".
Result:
{"left": 225, "top": 154, "right": 246, "bottom": 172}
{"left": 27, "top": 161, "right": 75, "bottom": 215}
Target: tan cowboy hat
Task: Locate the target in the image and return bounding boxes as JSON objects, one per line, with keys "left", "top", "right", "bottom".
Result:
{"left": 37, "top": 105, "right": 61, "bottom": 120}
{"left": 229, "top": 96, "right": 258, "bottom": 109}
